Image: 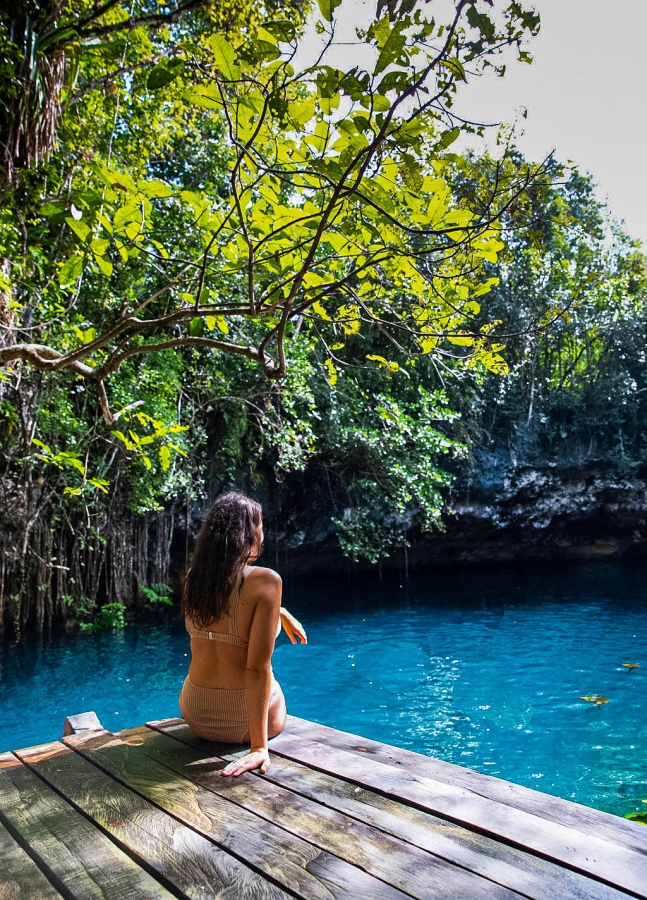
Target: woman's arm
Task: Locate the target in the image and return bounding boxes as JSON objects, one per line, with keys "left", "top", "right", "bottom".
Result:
{"left": 221, "top": 570, "right": 281, "bottom": 777}
{"left": 279, "top": 607, "right": 307, "bottom": 644}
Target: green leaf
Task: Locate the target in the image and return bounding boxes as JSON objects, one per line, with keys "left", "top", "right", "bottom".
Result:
{"left": 399, "top": 153, "right": 423, "bottom": 192}
{"left": 159, "top": 445, "right": 172, "bottom": 471}
{"left": 447, "top": 333, "right": 475, "bottom": 346}
{"left": 140, "top": 180, "right": 174, "bottom": 199}
{"left": 436, "top": 127, "right": 461, "bottom": 151}
{"left": 439, "top": 58, "right": 466, "bottom": 81}
{"left": 40, "top": 201, "right": 65, "bottom": 216}
{"left": 88, "top": 477, "right": 110, "bottom": 494}
{"left": 316, "top": 0, "right": 342, "bottom": 21}
{"left": 262, "top": 19, "right": 296, "bottom": 42}
{"left": 62, "top": 456, "right": 85, "bottom": 474}
{"left": 90, "top": 238, "right": 110, "bottom": 256}
{"left": 73, "top": 325, "right": 96, "bottom": 344}
{"left": 189, "top": 317, "right": 205, "bottom": 337}
{"left": 466, "top": 6, "right": 495, "bottom": 39}
{"left": 210, "top": 34, "right": 241, "bottom": 80}
{"left": 31, "top": 438, "right": 52, "bottom": 453}
{"left": 324, "top": 358, "right": 338, "bottom": 386}
{"left": 373, "top": 21, "right": 408, "bottom": 76}
{"left": 59, "top": 256, "right": 84, "bottom": 287}
{"left": 113, "top": 204, "right": 140, "bottom": 229}
{"left": 147, "top": 61, "right": 185, "bottom": 91}
{"left": 65, "top": 217, "right": 90, "bottom": 243}
{"left": 311, "top": 300, "right": 331, "bottom": 321}
{"left": 205, "top": 315, "right": 230, "bottom": 334}
{"left": 183, "top": 84, "right": 223, "bottom": 109}
{"left": 367, "top": 354, "right": 400, "bottom": 372}
{"left": 94, "top": 255, "right": 113, "bottom": 277}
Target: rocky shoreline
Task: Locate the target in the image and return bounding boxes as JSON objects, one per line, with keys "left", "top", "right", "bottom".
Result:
{"left": 272, "top": 462, "right": 647, "bottom": 575}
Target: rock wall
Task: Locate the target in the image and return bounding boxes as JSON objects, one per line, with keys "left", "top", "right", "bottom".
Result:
{"left": 271, "top": 459, "right": 647, "bottom": 575}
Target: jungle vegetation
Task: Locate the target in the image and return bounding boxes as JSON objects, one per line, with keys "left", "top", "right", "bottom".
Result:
{"left": 1, "top": 0, "right": 645, "bottom": 637}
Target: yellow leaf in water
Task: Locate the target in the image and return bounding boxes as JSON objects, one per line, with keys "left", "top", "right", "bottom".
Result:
{"left": 579, "top": 695, "right": 609, "bottom": 705}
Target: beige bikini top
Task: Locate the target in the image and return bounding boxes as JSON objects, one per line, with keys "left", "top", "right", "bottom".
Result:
{"left": 187, "top": 588, "right": 248, "bottom": 648}
{"left": 187, "top": 576, "right": 281, "bottom": 647}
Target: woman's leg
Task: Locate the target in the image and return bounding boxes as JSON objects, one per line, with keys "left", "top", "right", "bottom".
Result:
{"left": 268, "top": 681, "right": 287, "bottom": 738}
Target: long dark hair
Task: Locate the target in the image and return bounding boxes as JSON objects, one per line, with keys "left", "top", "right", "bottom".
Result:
{"left": 182, "top": 491, "right": 262, "bottom": 629}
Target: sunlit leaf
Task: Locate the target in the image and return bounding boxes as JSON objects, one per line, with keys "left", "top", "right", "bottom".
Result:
{"left": 324, "top": 358, "right": 338, "bottom": 386}
{"left": 59, "top": 255, "right": 84, "bottom": 287}
{"left": 210, "top": 34, "right": 241, "bottom": 80}
{"left": 65, "top": 217, "right": 90, "bottom": 242}
{"left": 159, "top": 445, "right": 172, "bottom": 471}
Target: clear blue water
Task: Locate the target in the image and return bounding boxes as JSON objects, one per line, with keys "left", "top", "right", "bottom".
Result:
{"left": 1, "top": 561, "right": 646, "bottom": 818}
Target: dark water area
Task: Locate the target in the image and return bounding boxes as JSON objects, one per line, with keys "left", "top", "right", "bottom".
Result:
{"left": 2, "top": 561, "right": 647, "bottom": 818}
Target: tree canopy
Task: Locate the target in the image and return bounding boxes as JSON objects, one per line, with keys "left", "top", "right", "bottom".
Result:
{"left": 1, "top": 0, "right": 542, "bottom": 427}
{"left": 3, "top": 1, "right": 647, "bottom": 639}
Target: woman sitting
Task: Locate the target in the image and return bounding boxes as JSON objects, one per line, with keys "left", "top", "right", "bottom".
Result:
{"left": 179, "top": 491, "right": 306, "bottom": 777}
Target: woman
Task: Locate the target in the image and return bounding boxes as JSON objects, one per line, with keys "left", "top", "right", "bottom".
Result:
{"left": 179, "top": 491, "right": 306, "bottom": 777}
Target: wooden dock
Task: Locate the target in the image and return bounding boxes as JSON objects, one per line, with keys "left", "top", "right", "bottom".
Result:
{"left": 1, "top": 715, "right": 646, "bottom": 899}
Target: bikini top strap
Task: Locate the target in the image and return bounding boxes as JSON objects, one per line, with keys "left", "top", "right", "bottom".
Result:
{"left": 187, "top": 572, "right": 250, "bottom": 647}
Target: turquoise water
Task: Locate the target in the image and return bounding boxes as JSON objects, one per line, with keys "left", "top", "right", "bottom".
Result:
{"left": 1, "top": 562, "right": 646, "bottom": 817}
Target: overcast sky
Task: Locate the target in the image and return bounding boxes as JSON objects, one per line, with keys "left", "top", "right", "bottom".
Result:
{"left": 457, "top": 0, "right": 647, "bottom": 246}
{"left": 307, "top": 0, "right": 647, "bottom": 245}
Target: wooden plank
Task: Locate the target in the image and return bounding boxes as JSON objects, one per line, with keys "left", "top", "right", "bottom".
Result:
{"left": 0, "top": 750, "right": 172, "bottom": 900}
{"left": 113, "top": 725, "right": 526, "bottom": 900}
{"left": 253, "top": 733, "right": 647, "bottom": 898}
{"left": 63, "top": 730, "right": 411, "bottom": 900}
{"left": 277, "top": 715, "right": 647, "bottom": 855}
{"left": 15, "top": 741, "right": 291, "bottom": 900}
{"left": 63, "top": 712, "right": 104, "bottom": 737}
{"left": 150, "top": 718, "right": 632, "bottom": 900}
{"left": 0, "top": 818, "right": 63, "bottom": 900}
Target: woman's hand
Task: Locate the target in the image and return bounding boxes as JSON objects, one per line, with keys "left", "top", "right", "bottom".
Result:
{"left": 221, "top": 748, "right": 270, "bottom": 777}
{"left": 280, "top": 608, "right": 307, "bottom": 644}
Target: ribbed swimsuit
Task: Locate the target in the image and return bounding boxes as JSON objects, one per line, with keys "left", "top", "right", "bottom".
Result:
{"left": 178, "top": 589, "right": 282, "bottom": 743}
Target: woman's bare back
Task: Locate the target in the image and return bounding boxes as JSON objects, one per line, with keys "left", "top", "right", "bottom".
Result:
{"left": 187, "top": 565, "right": 279, "bottom": 689}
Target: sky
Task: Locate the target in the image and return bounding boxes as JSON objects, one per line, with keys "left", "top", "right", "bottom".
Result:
{"left": 457, "top": 0, "right": 647, "bottom": 246}
{"left": 302, "top": 0, "right": 647, "bottom": 246}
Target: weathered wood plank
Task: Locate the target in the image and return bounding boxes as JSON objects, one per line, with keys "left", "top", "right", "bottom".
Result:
{"left": 116, "top": 725, "right": 526, "bottom": 900}
{"left": 0, "top": 818, "right": 63, "bottom": 900}
{"left": 63, "top": 712, "right": 104, "bottom": 737}
{"left": 257, "top": 734, "right": 647, "bottom": 898}
{"left": 64, "top": 730, "right": 410, "bottom": 900}
{"left": 0, "top": 750, "right": 172, "bottom": 900}
{"left": 150, "top": 718, "right": 632, "bottom": 900}
{"left": 15, "top": 741, "right": 291, "bottom": 900}
{"left": 277, "top": 716, "right": 647, "bottom": 855}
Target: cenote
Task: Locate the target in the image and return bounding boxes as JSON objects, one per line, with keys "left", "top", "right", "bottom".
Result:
{"left": 2, "top": 560, "right": 646, "bottom": 819}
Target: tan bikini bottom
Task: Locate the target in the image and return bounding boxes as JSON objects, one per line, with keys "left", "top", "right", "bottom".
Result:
{"left": 178, "top": 673, "right": 282, "bottom": 743}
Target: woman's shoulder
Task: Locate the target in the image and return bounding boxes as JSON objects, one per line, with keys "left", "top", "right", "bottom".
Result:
{"left": 245, "top": 565, "right": 282, "bottom": 586}
{"left": 244, "top": 566, "right": 282, "bottom": 604}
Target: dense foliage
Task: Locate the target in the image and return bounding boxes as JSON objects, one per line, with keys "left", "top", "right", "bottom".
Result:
{"left": 456, "top": 161, "right": 647, "bottom": 474}
{"left": 1, "top": 0, "right": 646, "bottom": 638}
